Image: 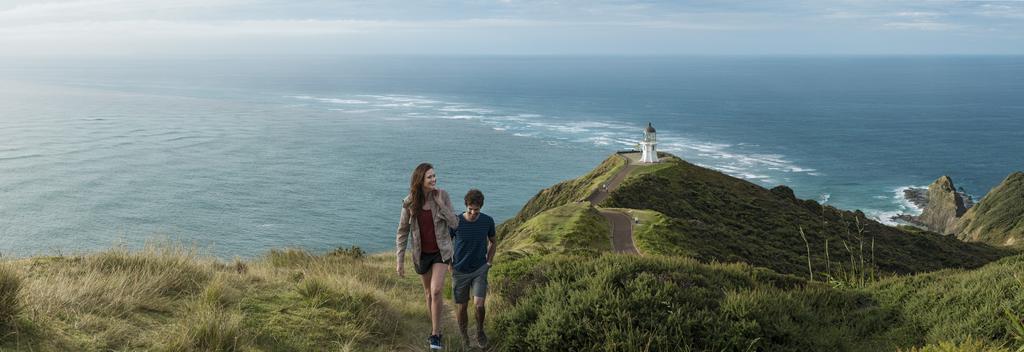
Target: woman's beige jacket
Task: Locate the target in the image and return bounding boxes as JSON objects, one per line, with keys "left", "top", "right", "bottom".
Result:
{"left": 396, "top": 189, "right": 460, "bottom": 268}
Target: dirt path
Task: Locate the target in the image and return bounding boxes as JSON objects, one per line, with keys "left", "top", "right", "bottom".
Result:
{"left": 586, "top": 156, "right": 640, "bottom": 205}
{"left": 600, "top": 209, "right": 639, "bottom": 254}
{"left": 587, "top": 153, "right": 642, "bottom": 255}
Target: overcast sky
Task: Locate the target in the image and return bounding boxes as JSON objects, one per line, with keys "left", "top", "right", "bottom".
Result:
{"left": 0, "top": 0, "right": 1022, "bottom": 56}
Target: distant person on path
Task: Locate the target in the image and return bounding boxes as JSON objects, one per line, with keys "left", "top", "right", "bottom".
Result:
{"left": 449, "top": 189, "right": 497, "bottom": 348}
{"left": 395, "top": 162, "right": 460, "bottom": 350}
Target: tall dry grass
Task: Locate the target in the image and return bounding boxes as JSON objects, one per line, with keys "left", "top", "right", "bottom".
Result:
{"left": 0, "top": 244, "right": 478, "bottom": 351}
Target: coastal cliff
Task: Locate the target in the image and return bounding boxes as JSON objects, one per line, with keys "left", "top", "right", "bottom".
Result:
{"left": 915, "top": 176, "right": 969, "bottom": 235}
{"left": 899, "top": 172, "right": 1024, "bottom": 247}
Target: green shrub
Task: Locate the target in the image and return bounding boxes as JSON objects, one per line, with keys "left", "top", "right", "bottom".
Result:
{"left": 327, "top": 246, "right": 366, "bottom": 259}
{"left": 492, "top": 254, "right": 914, "bottom": 351}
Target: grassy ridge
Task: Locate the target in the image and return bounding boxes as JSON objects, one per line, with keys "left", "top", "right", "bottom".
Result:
{"left": 496, "top": 154, "right": 625, "bottom": 241}
{"left": 500, "top": 203, "right": 610, "bottom": 258}
{"left": 602, "top": 156, "right": 1013, "bottom": 276}
{"left": 0, "top": 244, "right": 480, "bottom": 351}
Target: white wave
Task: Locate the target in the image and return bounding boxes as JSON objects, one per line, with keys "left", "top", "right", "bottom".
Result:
{"left": 583, "top": 136, "right": 614, "bottom": 146}
{"left": 338, "top": 109, "right": 382, "bottom": 114}
{"left": 320, "top": 99, "right": 370, "bottom": 105}
{"left": 356, "top": 94, "right": 440, "bottom": 105}
{"left": 892, "top": 185, "right": 927, "bottom": 216}
{"left": 286, "top": 95, "right": 369, "bottom": 105}
{"left": 866, "top": 209, "right": 904, "bottom": 226}
{"left": 434, "top": 115, "right": 478, "bottom": 120}
{"left": 439, "top": 105, "right": 494, "bottom": 114}
{"left": 373, "top": 103, "right": 421, "bottom": 108}
{"left": 819, "top": 193, "right": 831, "bottom": 204}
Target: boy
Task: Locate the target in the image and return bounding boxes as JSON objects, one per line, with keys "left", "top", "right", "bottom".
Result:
{"left": 449, "top": 189, "right": 497, "bottom": 348}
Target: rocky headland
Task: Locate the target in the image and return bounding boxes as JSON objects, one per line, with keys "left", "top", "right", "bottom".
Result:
{"left": 896, "top": 172, "right": 1024, "bottom": 246}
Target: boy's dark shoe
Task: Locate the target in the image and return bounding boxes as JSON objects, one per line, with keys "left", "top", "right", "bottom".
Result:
{"left": 476, "top": 330, "right": 488, "bottom": 348}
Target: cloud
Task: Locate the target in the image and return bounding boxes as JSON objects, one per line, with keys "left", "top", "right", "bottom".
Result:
{"left": 882, "top": 21, "right": 962, "bottom": 31}
{"left": 974, "top": 3, "right": 1024, "bottom": 19}
{"left": 0, "top": 0, "right": 1020, "bottom": 55}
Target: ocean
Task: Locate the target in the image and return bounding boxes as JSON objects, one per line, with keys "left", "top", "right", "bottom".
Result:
{"left": 1, "top": 55, "right": 1022, "bottom": 258}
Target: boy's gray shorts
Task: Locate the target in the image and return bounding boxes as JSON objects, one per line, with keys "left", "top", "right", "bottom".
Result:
{"left": 452, "top": 263, "right": 490, "bottom": 304}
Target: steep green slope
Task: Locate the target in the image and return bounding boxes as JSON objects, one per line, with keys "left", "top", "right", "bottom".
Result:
{"left": 869, "top": 253, "right": 1024, "bottom": 347}
{"left": 500, "top": 202, "right": 610, "bottom": 257}
{"left": 955, "top": 172, "right": 1024, "bottom": 246}
{"left": 596, "top": 155, "right": 1012, "bottom": 276}
{"left": 496, "top": 154, "right": 625, "bottom": 240}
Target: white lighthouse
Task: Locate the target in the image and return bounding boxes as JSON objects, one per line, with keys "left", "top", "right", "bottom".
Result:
{"left": 640, "top": 122, "right": 658, "bottom": 163}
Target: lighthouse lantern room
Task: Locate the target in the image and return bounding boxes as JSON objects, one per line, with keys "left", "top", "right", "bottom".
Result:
{"left": 640, "top": 122, "right": 658, "bottom": 163}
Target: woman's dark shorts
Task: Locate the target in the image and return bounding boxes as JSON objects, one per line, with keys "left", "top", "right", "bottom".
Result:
{"left": 415, "top": 252, "right": 450, "bottom": 275}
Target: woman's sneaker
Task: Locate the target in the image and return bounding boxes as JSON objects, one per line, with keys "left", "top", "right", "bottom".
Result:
{"left": 429, "top": 334, "right": 443, "bottom": 350}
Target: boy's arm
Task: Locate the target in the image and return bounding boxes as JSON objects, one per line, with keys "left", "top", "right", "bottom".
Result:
{"left": 486, "top": 219, "right": 497, "bottom": 265}
{"left": 436, "top": 190, "right": 460, "bottom": 230}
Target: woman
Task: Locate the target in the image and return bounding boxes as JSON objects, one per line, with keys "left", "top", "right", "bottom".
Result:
{"left": 396, "top": 162, "right": 459, "bottom": 350}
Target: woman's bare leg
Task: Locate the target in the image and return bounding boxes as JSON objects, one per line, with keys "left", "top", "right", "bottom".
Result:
{"left": 429, "top": 262, "right": 448, "bottom": 336}
{"left": 420, "top": 271, "right": 432, "bottom": 329}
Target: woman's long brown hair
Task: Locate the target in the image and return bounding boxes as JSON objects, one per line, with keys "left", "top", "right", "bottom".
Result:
{"left": 408, "top": 162, "right": 433, "bottom": 218}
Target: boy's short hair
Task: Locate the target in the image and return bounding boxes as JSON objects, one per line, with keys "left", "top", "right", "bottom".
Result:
{"left": 464, "top": 189, "right": 485, "bottom": 207}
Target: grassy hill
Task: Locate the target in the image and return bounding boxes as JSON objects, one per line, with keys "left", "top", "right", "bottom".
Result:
{"left": 955, "top": 172, "right": 1024, "bottom": 246}
{"left": 599, "top": 155, "right": 1012, "bottom": 276}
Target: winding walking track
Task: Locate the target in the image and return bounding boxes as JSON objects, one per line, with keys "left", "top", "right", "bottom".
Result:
{"left": 586, "top": 153, "right": 646, "bottom": 255}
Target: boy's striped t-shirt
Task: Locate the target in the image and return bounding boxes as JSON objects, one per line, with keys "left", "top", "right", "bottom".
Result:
{"left": 450, "top": 213, "right": 495, "bottom": 273}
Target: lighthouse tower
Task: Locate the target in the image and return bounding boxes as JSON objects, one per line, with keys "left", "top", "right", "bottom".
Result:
{"left": 640, "top": 122, "right": 658, "bottom": 163}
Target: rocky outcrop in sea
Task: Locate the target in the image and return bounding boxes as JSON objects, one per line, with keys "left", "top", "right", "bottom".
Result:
{"left": 893, "top": 176, "right": 976, "bottom": 234}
